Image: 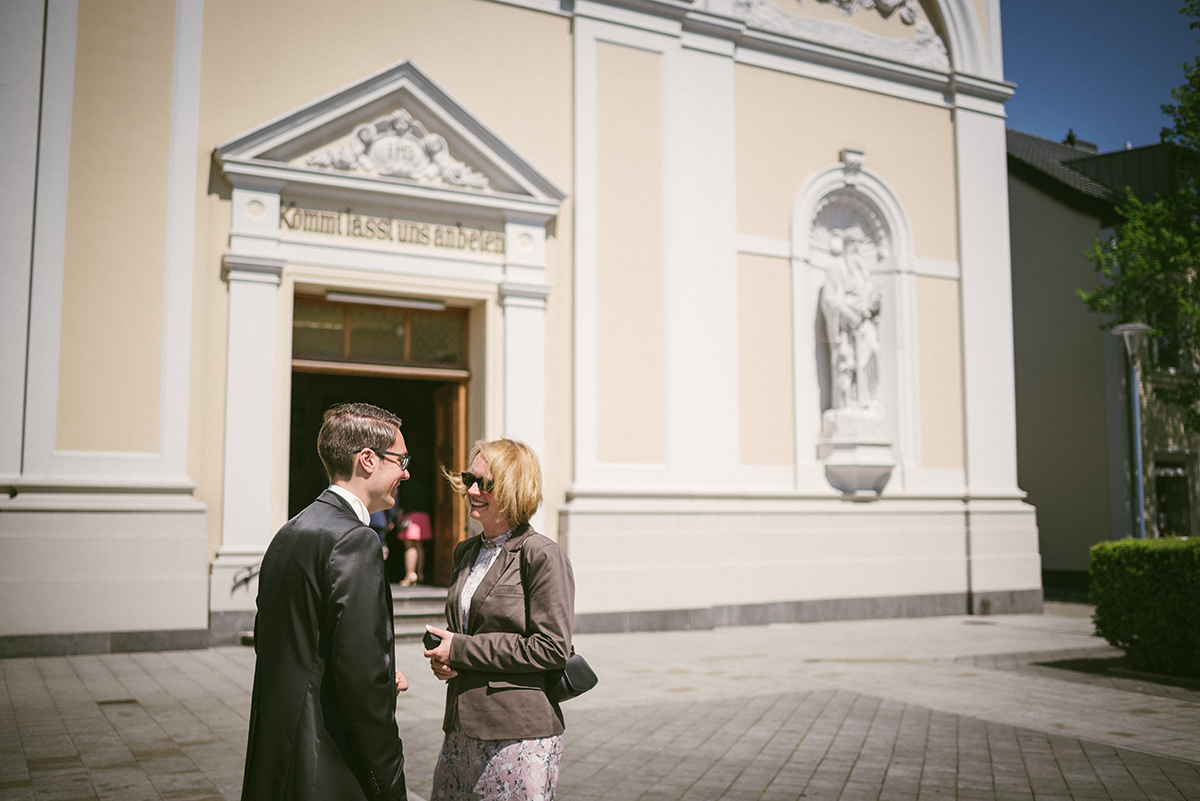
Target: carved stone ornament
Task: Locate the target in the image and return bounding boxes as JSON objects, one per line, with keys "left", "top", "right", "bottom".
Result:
{"left": 819, "top": 0, "right": 920, "bottom": 25}
{"left": 306, "top": 108, "right": 491, "bottom": 191}
{"left": 731, "top": 0, "right": 948, "bottom": 71}
{"left": 811, "top": 171, "right": 896, "bottom": 496}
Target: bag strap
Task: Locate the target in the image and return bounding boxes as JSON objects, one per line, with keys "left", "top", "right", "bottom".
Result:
{"left": 516, "top": 533, "right": 575, "bottom": 659}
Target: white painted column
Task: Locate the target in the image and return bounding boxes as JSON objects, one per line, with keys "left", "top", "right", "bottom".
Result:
{"left": 210, "top": 254, "right": 284, "bottom": 613}
{"left": 663, "top": 37, "right": 740, "bottom": 487}
{"left": 955, "top": 105, "right": 1021, "bottom": 497}
{"left": 499, "top": 281, "right": 550, "bottom": 533}
{"left": 956, "top": 101, "right": 1042, "bottom": 611}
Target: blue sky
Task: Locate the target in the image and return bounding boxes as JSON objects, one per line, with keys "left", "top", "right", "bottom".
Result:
{"left": 1001, "top": 0, "right": 1198, "bottom": 152}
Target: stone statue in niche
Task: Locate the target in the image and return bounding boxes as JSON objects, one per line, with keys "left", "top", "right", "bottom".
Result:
{"left": 812, "top": 184, "right": 895, "bottom": 497}
{"left": 306, "top": 108, "right": 490, "bottom": 190}
{"left": 821, "top": 225, "right": 881, "bottom": 412}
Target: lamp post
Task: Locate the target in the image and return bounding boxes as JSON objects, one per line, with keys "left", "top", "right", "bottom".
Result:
{"left": 1113, "top": 322, "right": 1152, "bottom": 538}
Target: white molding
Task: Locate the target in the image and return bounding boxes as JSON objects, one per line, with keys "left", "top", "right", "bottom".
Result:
{"left": 574, "top": 0, "right": 684, "bottom": 35}
{"left": 736, "top": 234, "right": 790, "bottom": 259}
{"left": 0, "top": 0, "right": 45, "bottom": 481}
{"left": 485, "top": 0, "right": 571, "bottom": 15}
{"left": 913, "top": 257, "right": 960, "bottom": 279}
{"left": 499, "top": 281, "right": 552, "bottom": 307}
{"left": 0, "top": 490, "right": 205, "bottom": 513}
{"left": 734, "top": 46, "right": 950, "bottom": 110}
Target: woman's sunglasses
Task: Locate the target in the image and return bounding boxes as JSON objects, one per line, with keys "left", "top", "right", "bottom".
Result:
{"left": 460, "top": 472, "right": 494, "bottom": 493}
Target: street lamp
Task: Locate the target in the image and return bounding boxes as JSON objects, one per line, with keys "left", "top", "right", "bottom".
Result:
{"left": 1113, "top": 322, "right": 1152, "bottom": 538}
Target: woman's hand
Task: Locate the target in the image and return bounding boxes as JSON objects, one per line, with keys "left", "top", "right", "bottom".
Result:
{"left": 395, "top": 667, "right": 408, "bottom": 694}
{"left": 424, "top": 625, "right": 458, "bottom": 680}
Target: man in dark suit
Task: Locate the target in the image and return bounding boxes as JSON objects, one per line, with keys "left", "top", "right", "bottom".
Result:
{"left": 241, "top": 403, "right": 410, "bottom": 801}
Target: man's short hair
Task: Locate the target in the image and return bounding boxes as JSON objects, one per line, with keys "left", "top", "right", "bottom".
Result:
{"left": 445, "top": 439, "right": 543, "bottom": 526}
{"left": 318, "top": 403, "right": 403, "bottom": 482}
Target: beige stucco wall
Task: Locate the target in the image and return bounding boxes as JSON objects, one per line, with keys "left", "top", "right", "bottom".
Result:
{"left": 914, "top": 275, "right": 965, "bottom": 469}
{"left": 738, "top": 254, "right": 795, "bottom": 465}
{"left": 594, "top": 42, "right": 666, "bottom": 465}
{"left": 1008, "top": 176, "right": 1112, "bottom": 570}
{"left": 192, "top": 0, "right": 573, "bottom": 553}
{"left": 734, "top": 63, "right": 957, "bottom": 263}
{"left": 56, "top": 0, "right": 175, "bottom": 452}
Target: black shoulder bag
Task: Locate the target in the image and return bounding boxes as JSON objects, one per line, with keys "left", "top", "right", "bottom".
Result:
{"left": 518, "top": 539, "right": 598, "bottom": 704}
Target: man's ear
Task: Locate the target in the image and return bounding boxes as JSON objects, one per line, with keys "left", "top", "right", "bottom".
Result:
{"left": 354, "top": 447, "right": 377, "bottom": 478}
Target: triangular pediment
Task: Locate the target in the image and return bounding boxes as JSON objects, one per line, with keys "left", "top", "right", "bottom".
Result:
{"left": 216, "top": 61, "right": 564, "bottom": 218}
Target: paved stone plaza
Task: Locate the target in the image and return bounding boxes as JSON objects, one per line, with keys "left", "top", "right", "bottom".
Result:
{"left": 3, "top": 606, "right": 1199, "bottom": 800}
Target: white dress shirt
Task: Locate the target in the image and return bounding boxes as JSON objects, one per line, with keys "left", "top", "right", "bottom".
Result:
{"left": 327, "top": 484, "right": 371, "bottom": 525}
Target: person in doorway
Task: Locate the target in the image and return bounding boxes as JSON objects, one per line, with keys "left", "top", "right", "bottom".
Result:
{"left": 241, "top": 402, "right": 411, "bottom": 801}
{"left": 397, "top": 508, "right": 432, "bottom": 586}
{"left": 423, "top": 439, "right": 575, "bottom": 801}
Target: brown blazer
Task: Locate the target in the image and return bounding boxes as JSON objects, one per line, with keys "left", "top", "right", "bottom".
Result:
{"left": 442, "top": 524, "right": 574, "bottom": 740}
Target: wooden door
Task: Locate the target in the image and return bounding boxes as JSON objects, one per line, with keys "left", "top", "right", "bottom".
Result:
{"left": 432, "top": 382, "right": 467, "bottom": 586}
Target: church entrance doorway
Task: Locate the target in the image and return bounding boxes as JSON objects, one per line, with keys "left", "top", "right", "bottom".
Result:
{"left": 287, "top": 292, "right": 471, "bottom": 587}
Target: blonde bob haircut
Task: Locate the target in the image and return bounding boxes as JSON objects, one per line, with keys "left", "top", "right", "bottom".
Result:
{"left": 444, "top": 439, "right": 543, "bottom": 527}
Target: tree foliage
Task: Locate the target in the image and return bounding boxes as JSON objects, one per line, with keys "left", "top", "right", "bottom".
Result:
{"left": 1079, "top": 1, "right": 1200, "bottom": 430}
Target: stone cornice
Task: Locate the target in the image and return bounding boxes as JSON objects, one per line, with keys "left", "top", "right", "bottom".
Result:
{"left": 218, "top": 157, "right": 563, "bottom": 222}
{"left": 221, "top": 254, "right": 285, "bottom": 282}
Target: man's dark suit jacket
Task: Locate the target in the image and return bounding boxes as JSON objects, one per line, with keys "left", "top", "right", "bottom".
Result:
{"left": 442, "top": 524, "right": 574, "bottom": 741}
{"left": 241, "top": 489, "right": 407, "bottom": 801}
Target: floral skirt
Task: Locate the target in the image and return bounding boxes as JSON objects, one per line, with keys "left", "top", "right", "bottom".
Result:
{"left": 431, "top": 722, "right": 564, "bottom": 801}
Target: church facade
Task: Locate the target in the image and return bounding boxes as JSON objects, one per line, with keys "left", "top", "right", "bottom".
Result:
{"left": 0, "top": 0, "right": 1040, "bottom": 654}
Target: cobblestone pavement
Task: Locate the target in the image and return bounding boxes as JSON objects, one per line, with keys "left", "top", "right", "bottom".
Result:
{"left": 3, "top": 609, "right": 1199, "bottom": 800}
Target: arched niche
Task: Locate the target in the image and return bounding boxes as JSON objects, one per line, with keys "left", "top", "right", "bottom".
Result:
{"left": 791, "top": 150, "right": 921, "bottom": 496}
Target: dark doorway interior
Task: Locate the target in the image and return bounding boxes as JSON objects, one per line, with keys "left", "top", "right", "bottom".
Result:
{"left": 289, "top": 371, "right": 447, "bottom": 582}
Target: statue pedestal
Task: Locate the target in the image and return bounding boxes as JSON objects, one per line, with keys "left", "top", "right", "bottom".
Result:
{"left": 817, "top": 409, "right": 895, "bottom": 497}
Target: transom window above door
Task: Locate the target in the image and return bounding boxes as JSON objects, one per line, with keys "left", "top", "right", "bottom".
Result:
{"left": 293, "top": 296, "right": 467, "bottom": 369}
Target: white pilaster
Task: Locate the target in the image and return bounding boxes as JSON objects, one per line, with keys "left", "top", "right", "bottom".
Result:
{"left": 499, "top": 281, "right": 550, "bottom": 533}
{"left": 211, "top": 255, "right": 285, "bottom": 611}
{"left": 0, "top": 0, "right": 45, "bottom": 482}
{"left": 955, "top": 106, "right": 1021, "bottom": 497}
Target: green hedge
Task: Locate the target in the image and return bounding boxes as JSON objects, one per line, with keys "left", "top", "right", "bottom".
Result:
{"left": 1090, "top": 537, "right": 1200, "bottom": 679}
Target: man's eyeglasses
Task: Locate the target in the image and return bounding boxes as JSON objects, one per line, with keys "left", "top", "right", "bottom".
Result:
{"left": 460, "top": 472, "right": 494, "bottom": 493}
{"left": 364, "top": 448, "right": 410, "bottom": 470}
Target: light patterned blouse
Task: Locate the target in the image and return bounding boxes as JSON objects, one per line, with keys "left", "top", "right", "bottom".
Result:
{"left": 459, "top": 527, "right": 516, "bottom": 628}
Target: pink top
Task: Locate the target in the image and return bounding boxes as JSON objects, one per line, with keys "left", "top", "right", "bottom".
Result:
{"left": 398, "top": 511, "right": 432, "bottom": 541}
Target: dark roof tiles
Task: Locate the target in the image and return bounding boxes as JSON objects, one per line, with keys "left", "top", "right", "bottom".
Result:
{"left": 1007, "top": 128, "right": 1123, "bottom": 203}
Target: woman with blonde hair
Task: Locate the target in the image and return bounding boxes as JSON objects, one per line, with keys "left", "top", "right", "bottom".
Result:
{"left": 423, "top": 439, "right": 575, "bottom": 801}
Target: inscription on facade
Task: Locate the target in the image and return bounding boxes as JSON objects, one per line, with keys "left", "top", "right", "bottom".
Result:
{"left": 279, "top": 203, "right": 505, "bottom": 254}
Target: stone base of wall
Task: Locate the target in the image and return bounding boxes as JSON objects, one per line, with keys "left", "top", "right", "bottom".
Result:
{"left": 208, "top": 610, "right": 257, "bottom": 647}
{"left": 0, "top": 628, "right": 210, "bottom": 658}
{"left": 575, "top": 588, "right": 1043, "bottom": 634}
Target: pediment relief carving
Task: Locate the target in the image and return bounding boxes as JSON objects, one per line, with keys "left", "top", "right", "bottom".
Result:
{"left": 820, "top": 0, "right": 920, "bottom": 25}
{"left": 215, "top": 61, "right": 564, "bottom": 220}
{"left": 300, "top": 108, "right": 491, "bottom": 191}
{"left": 733, "top": 0, "right": 948, "bottom": 71}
